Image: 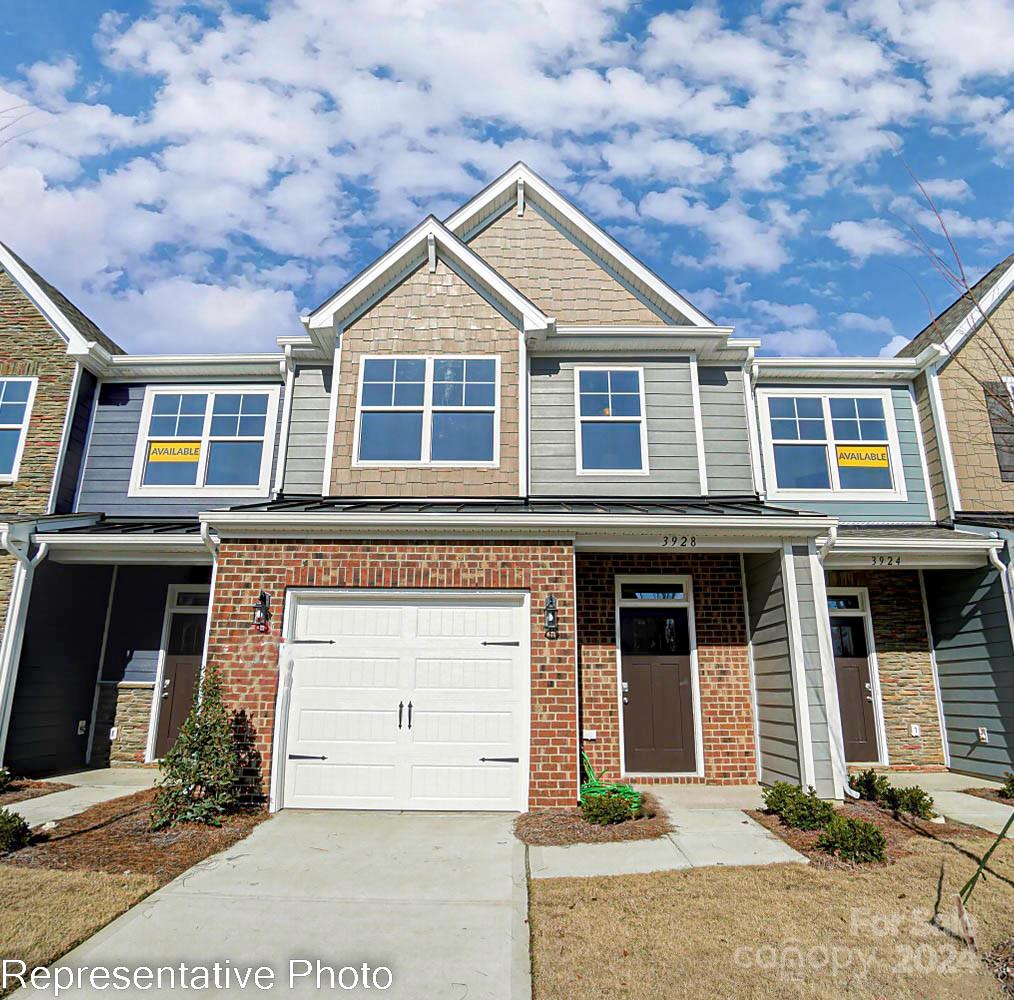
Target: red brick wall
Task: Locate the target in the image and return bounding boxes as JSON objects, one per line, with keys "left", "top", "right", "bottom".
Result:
{"left": 577, "top": 551, "right": 757, "bottom": 784}
{"left": 207, "top": 539, "right": 577, "bottom": 807}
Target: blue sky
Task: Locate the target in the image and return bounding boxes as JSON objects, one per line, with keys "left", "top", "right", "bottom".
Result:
{"left": 0, "top": 0, "right": 1011, "bottom": 356}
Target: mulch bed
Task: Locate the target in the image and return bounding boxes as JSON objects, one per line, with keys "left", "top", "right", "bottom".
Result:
{"left": 0, "top": 780, "right": 74, "bottom": 808}
{"left": 963, "top": 786, "right": 1014, "bottom": 807}
{"left": 986, "top": 938, "right": 1014, "bottom": 999}
{"left": 749, "top": 798, "right": 990, "bottom": 871}
{"left": 514, "top": 792, "right": 672, "bottom": 846}
{"left": 3, "top": 788, "right": 267, "bottom": 882}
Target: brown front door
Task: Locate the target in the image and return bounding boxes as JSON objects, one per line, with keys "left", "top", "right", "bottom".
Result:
{"left": 620, "top": 606, "right": 695, "bottom": 773}
{"left": 154, "top": 609, "right": 207, "bottom": 758}
{"left": 831, "top": 614, "right": 879, "bottom": 762}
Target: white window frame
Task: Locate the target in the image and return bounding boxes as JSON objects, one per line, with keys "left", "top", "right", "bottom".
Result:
{"left": 128, "top": 384, "right": 280, "bottom": 498}
{"left": 825, "top": 587, "right": 890, "bottom": 766}
{"left": 0, "top": 377, "right": 38, "bottom": 484}
{"left": 574, "top": 364, "right": 650, "bottom": 476}
{"left": 351, "top": 354, "right": 501, "bottom": 468}
{"left": 757, "top": 387, "right": 907, "bottom": 502}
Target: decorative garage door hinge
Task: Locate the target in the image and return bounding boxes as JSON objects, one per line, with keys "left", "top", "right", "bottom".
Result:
{"left": 479, "top": 757, "right": 519, "bottom": 763}
{"left": 288, "top": 754, "right": 328, "bottom": 760}
{"left": 481, "top": 640, "right": 520, "bottom": 646}
{"left": 287, "top": 639, "right": 337, "bottom": 645}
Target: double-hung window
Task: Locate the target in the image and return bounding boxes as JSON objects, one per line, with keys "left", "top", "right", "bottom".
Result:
{"left": 759, "top": 389, "right": 905, "bottom": 499}
{"left": 130, "top": 385, "right": 278, "bottom": 495}
{"left": 0, "top": 378, "right": 36, "bottom": 482}
{"left": 355, "top": 356, "right": 498, "bottom": 465}
{"left": 575, "top": 366, "right": 648, "bottom": 474}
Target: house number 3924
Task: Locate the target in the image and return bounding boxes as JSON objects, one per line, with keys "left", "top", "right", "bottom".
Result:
{"left": 871, "top": 554, "right": 902, "bottom": 567}
{"left": 662, "top": 535, "right": 697, "bottom": 548}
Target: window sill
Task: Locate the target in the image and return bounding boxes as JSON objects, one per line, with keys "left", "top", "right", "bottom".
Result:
{"left": 351, "top": 461, "right": 500, "bottom": 470}
{"left": 127, "top": 486, "right": 272, "bottom": 499}
{"left": 767, "top": 488, "right": 909, "bottom": 503}
{"left": 576, "top": 468, "right": 650, "bottom": 477}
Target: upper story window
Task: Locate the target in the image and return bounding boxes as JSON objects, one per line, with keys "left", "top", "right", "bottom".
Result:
{"left": 574, "top": 366, "right": 648, "bottom": 475}
{"left": 355, "top": 356, "right": 499, "bottom": 466}
{"left": 0, "top": 378, "right": 37, "bottom": 483}
{"left": 757, "top": 388, "right": 906, "bottom": 501}
{"left": 129, "top": 385, "right": 279, "bottom": 496}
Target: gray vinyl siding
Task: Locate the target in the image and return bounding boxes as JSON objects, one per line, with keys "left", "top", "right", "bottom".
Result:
{"left": 699, "top": 366, "right": 754, "bottom": 493}
{"left": 924, "top": 564, "right": 1014, "bottom": 779}
{"left": 76, "top": 381, "right": 285, "bottom": 516}
{"left": 743, "top": 550, "right": 801, "bottom": 786}
{"left": 281, "top": 365, "right": 332, "bottom": 494}
{"left": 758, "top": 383, "right": 932, "bottom": 521}
{"left": 55, "top": 367, "right": 97, "bottom": 513}
{"left": 791, "top": 546, "right": 836, "bottom": 797}
{"left": 101, "top": 565, "right": 212, "bottom": 684}
{"left": 529, "top": 356, "right": 701, "bottom": 496}
{"left": 5, "top": 562, "right": 113, "bottom": 775}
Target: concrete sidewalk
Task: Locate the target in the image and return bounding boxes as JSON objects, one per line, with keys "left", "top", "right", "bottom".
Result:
{"left": 528, "top": 784, "right": 805, "bottom": 879}
{"left": 886, "top": 771, "right": 1013, "bottom": 839}
{"left": 11, "top": 768, "right": 156, "bottom": 827}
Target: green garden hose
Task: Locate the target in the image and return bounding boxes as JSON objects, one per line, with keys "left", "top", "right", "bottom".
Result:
{"left": 580, "top": 751, "right": 642, "bottom": 810}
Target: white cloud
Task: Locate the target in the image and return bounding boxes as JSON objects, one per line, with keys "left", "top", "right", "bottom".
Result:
{"left": 826, "top": 219, "right": 909, "bottom": 260}
{"left": 837, "top": 311, "right": 897, "bottom": 334}
{"left": 601, "top": 133, "right": 721, "bottom": 184}
{"left": 879, "top": 334, "right": 912, "bottom": 356}
{"left": 731, "top": 142, "right": 788, "bottom": 190}
{"left": 919, "top": 177, "right": 972, "bottom": 202}
{"left": 754, "top": 299, "right": 819, "bottom": 326}
{"left": 762, "top": 328, "right": 841, "bottom": 356}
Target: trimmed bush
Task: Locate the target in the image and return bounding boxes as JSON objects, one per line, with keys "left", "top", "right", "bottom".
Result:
{"left": 1000, "top": 772, "right": 1014, "bottom": 800}
{"left": 0, "top": 767, "right": 11, "bottom": 794}
{"left": 581, "top": 791, "right": 638, "bottom": 826}
{"left": 763, "top": 782, "right": 835, "bottom": 830}
{"left": 849, "top": 768, "right": 890, "bottom": 803}
{"left": 0, "top": 808, "right": 30, "bottom": 853}
{"left": 883, "top": 785, "right": 935, "bottom": 819}
{"left": 150, "top": 663, "right": 240, "bottom": 831}
{"left": 817, "top": 815, "right": 887, "bottom": 863}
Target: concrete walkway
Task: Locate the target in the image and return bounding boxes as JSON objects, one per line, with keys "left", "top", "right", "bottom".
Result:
{"left": 11, "top": 768, "right": 157, "bottom": 827}
{"left": 528, "top": 784, "right": 805, "bottom": 879}
{"left": 17, "top": 810, "right": 530, "bottom": 1000}
{"left": 886, "top": 771, "right": 1013, "bottom": 839}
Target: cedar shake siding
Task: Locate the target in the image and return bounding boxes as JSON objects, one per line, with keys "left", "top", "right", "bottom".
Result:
{"left": 329, "top": 260, "right": 520, "bottom": 497}
{"left": 468, "top": 203, "right": 670, "bottom": 325}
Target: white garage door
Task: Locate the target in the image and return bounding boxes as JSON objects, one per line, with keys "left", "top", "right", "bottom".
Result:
{"left": 279, "top": 592, "right": 530, "bottom": 811}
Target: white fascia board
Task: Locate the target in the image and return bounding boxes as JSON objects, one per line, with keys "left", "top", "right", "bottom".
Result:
{"left": 443, "top": 163, "right": 714, "bottom": 328}
{"left": 819, "top": 532, "right": 1001, "bottom": 569}
{"left": 938, "top": 259, "right": 1014, "bottom": 357}
{"left": 305, "top": 216, "right": 552, "bottom": 353}
{"left": 753, "top": 356, "right": 925, "bottom": 382}
{"left": 537, "top": 328, "right": 756, "bottom": 362}
{"left": 34, "top": 533, "right": 211, "bottom": 565}
{"left": 101, "top": 353, "right": 286, "bottom": 381}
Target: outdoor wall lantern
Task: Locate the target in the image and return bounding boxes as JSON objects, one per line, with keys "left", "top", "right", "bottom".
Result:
{"left": 253, "top": 590, "right": 272, "bottom": 633}
{"left": 544, "top": 595, "right": 559, "bottom": 639}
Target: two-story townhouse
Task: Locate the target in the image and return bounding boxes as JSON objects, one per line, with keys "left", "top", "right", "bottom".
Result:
{"left": 0, "top": 253, "right": 289, "bottom": 774}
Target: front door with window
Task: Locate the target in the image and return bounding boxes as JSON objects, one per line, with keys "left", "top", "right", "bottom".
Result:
{"left": 154, "top": 589, "right": 208, "bottom": 758}
{"left": 829, "top": 605, "right": 879, "bottom": 762}
{"left": 620, "top": 603, "right": 696, "bottom": 773}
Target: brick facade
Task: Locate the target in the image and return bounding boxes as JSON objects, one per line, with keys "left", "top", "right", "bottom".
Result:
{"left": 91, "top": 682, "right": 155, "bottom": 766}
{"left": 206, "top": 539, "right": 577, "bottom": 807}
{"left": 330, "top": 260, "right": 520, "bottom": 497}
{"left": 827, "top": 570, "right": 947, "bottom": 770}
{"left": 577, "top": 551, "right": 757, "bottom": 785}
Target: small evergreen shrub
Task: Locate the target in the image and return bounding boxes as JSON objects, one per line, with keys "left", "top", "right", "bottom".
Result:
{"left": 817, "top": 815, "right": 887, "bottom": 863}
{"left": 0, "top": 808, "right": 30, "bottom": 853}
{"left": 580, "top": 790, "right": 638, "bottom": 825}
{"left": 149, "top": 663, "right": 240, "bottom": 831}
{"left": 883, "top": 785, "right": 935, "bottom": 819}
{"left": 849, "top": 768, "right": 890, "bottom": 803}
{"left": 0, "top": 767, "right": 11, "bottom": 793}
{"left": 1000, "top": 772, "right": 1014, "bottom": 800}
{"left": 763, "top": 782, "right": 835, "bottom": 830}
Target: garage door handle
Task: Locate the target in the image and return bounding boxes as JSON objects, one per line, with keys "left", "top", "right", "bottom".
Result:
{"left": 480, "top": 757, "right": 519, "bottom": 763}
{"left": 407, "top": 701, "right": 412, "bottom": 729}
{"left": 288, "top": 754, "right": 327, "bottom": 760}
{"left": 398, "top": 701, "right": 404, "bottom": 729}
{"left": 482, "top": 640, "right": 520, "bottom": 646}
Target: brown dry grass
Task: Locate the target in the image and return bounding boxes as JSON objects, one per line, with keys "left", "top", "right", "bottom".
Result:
{"left": 515, "top": 793, "right": 672, "bottom": 846}
{"left": 0, "top": 781, "right": 73, "bottom": 808}
{"left": 530, "top": 834, "right": 1014, "bottom": 999}
{"left": 0, "top": 866, "right": 156, "bottom": 991}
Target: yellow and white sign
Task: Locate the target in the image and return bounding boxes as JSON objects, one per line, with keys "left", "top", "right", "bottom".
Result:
{"left": 147, "top": 441, "right": 201, "bottom": 463}
{"left": 835, "top": 444, "right": 888, "bottom": 468}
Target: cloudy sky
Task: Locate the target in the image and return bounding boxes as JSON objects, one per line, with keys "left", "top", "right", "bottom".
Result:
{"left": 0, "top": 0, "right": 1011, "bottom": 356}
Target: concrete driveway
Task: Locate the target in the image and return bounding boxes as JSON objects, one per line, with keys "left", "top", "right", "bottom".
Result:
{"left": 19, "top": 811, "right": 529, "bottom": 999}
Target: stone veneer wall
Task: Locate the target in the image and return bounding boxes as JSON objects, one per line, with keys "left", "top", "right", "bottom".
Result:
{"left": 90, "top": 682, "right": 155, "bottom": 766}
{"left": 827, "top": 570, "right": 946, "bottom": 769}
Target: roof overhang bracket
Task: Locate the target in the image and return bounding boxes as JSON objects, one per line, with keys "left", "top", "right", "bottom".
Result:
{"left": 516, "top": 178, "right": 525, "bottom": 217}
{"left": 427, "top": 233, "right": 436, "bottom": 273}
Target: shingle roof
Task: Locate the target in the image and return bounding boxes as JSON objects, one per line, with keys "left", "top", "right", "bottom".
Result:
{"left": 0, "top": 243, "right": 124, "bottom": 356}
{"left": 895, "top": 253, "right": 1014, "bottom": 359}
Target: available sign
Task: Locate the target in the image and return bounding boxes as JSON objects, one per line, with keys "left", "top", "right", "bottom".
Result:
{"left": 835, "top": 444, "right": 888, "bottom": 468}
{"left": 148, "top": 441, "right": 201, "bottom": 463}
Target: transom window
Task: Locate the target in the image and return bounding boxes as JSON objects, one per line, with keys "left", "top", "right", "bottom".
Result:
{"left": 0, "top": 378, "right": 36, "bottom": 481}
{"left": 575, "top": 367, "right": 648, "bottom": 474}
{"left": 130, "top": 386, "right": 278, "bottom": 496}
{"left": 759, "top": 390, "right": 905, "bottom": 500}
{"left": 355, "top": 355, "right": 499, "bottom": 465}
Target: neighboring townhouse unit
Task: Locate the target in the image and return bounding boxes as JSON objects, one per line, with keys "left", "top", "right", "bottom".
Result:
{"left": 0, "top": 164, "right": 1009, "bottom": 811}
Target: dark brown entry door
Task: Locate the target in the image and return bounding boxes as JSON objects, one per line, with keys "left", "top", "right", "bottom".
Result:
{"left": 620, "top": 606, "right": 695, "bottom": 773}
{"left": 830, "top": 615, "right": 879, "bottom": 762}
{"left": 154, "top": 610, "right": 207, "bottom": 758}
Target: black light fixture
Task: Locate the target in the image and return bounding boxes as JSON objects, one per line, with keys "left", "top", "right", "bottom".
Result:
{"left": 253, "top": 591, "right": 272, "bottom": 633}
{"left": 544, "top": 595, "right": 558, "bottom": 639}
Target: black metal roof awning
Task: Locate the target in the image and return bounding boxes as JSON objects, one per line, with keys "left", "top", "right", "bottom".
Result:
{"left": 36, "top": 516, "right": 202, "bottom": 536}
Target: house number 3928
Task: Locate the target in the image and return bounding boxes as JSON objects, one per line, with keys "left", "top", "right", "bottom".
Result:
{"left": 871, "top": 554, "right": 902, "bottom": 567}
{"left": 662, "top": 535, "right": 697, "bottom": 548}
